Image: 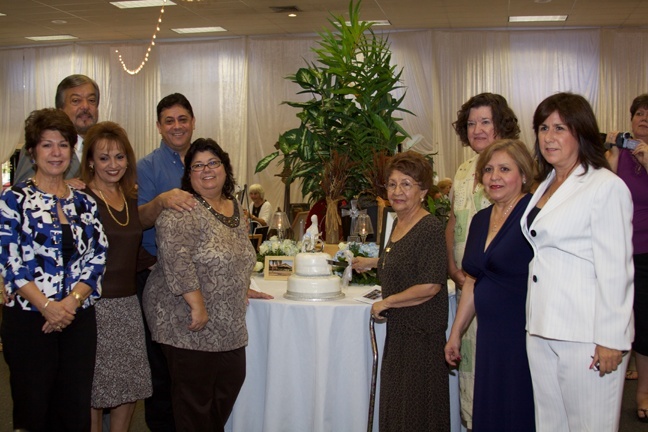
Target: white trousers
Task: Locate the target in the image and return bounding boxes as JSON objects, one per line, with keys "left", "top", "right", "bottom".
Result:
{"left": 526, "top": 334, "right": 628, "bottom": 432}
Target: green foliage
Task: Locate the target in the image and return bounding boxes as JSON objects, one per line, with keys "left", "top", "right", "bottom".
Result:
{"left": 426, "top": 196, "right": 451, "bottom": 227}
{"left": 255, "top": 0, "right": 411, "bottom": 202}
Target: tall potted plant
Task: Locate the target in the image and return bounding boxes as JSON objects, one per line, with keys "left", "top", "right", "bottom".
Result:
{"left": 255, "top": 0, "right": 411, "bottom": 241}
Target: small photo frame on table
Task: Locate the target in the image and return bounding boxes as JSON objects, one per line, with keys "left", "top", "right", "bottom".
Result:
{"left": 379, "top": 207, "right": 397, "bottom": 256}
{"left": 264, "top": 256, "right": 295, "bottom": 280}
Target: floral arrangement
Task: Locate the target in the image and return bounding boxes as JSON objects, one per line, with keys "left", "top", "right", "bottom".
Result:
{"left": 255, "top": 236, "right": 302, "bottom": 272}
{"left": 332, "top": 242, "right": 380, "bottom": 285}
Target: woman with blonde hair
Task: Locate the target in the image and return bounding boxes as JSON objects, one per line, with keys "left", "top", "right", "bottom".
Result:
{"left": 445, "top": 139, "right": 535, "bottom": 431}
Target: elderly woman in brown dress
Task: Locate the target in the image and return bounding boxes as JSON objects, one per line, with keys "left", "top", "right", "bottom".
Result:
{"left": 80, "top": 121, "right": 153, "bottom": 431}
{"left": 143, "top": 138, "right": 256, "bottom": 431}
{"left": 353, "top": 151, "right": 449, "bottom": 431}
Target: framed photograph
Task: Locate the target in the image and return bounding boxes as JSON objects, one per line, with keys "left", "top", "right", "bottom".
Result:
{"left": 264, "top": 256, "right": 295, "bottom": 280}
{"left": 379, "top": 207, "right": 397, "bottom": 256}
{"left": 249, "top": 234, "right": 263, "bottom": 252}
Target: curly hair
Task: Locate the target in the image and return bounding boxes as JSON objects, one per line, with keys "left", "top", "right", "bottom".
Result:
{"left": 181, "top": 138, "right": 236, "bottom": 198}
{"left": 452, "top": 93, "right": 520, "bottom": 146}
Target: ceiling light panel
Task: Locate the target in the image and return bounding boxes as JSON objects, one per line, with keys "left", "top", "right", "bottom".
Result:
{"left": 509, "top": 15, "right": 568, "bottom": 22}
{"left": 171, "top": 26, "right": 227, "bottom": 34}
{"left": 25, "top": 35, "right": 79, "bottom": 41}
{"left": 111, "top": 0, "right": 176, "bottom": 9}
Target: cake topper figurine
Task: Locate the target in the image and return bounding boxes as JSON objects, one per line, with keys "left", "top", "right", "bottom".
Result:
{"left": 302, "top": 215, "right": 323, "bottom": 252}
{"left": 340, "top": 249, "right": 355, "bottom": 288}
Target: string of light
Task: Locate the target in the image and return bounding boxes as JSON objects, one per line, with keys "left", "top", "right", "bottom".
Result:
{"left": 115, "top": 0, "right": 166, "bottom": 75}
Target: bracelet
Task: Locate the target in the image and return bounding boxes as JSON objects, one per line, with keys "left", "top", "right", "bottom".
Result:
{"left": 43, "top": 299, "right": 51, "bottom": 309}
{"left": 70, "top": 291, "right": 83, "bottom": 308}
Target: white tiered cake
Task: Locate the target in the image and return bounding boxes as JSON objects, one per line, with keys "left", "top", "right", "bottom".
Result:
{"left": 285, "top": 252, "right": 344, "bottom": 301}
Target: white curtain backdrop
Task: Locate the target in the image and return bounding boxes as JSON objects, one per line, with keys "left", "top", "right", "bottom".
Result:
{"left": 1, "top": 28, "right": 647, "bottom": 211}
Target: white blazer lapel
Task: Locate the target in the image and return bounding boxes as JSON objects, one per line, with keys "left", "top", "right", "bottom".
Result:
{"left": 526, "top": 165, "right": 588, "bottom": 228}
{"left": 538, "top": 165, "right": 587, "bottom": 217}
{"left": 521, "top": 170, "right": 553, "bottom": 228}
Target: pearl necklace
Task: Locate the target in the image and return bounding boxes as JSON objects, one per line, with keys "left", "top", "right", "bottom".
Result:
{"left": 490, "top": 195, "right": 522, "bottom": 233}
{"left": 97, "top": 188, "right": 130, "bottom": 227}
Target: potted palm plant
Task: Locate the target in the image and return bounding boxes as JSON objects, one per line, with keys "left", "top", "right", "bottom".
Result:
{"left": 255, "top": 0, "right": 411, "bottom": 242}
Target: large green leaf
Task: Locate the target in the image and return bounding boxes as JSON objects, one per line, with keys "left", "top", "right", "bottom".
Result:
{"left": 254, "top": 151, "right": 279, "bottom": 173}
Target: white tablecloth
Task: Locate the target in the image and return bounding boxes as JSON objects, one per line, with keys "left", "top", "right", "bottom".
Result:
{"left": 225, "top": 277, "right": 461, "bottom": 432}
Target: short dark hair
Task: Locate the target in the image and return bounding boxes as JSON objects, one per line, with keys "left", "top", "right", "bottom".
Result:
{"left": 532, "top": 92, "right": 609, "bottom": 182}
{"left": 452, "top": 93, "right": 520, "bottom": 147}
{"left": 476, "top": 139, "right": 535, "bottom": 194}
{"left": 157, "top": 93, "right": 194, "bottom": 122}
{"left": 182, "top": 138, "right": 236, "bottom": 198}
{"left": 80, "top": 121, "right": 138, "bottom": 198}
{"left": 630, "top": 94, "right": 648, "bottom": 118}
{"left": 55, "top": 74, "right": 100, "bottom": 109}
{"left": 24, "top": 108, "right": 78, "bottom": 158}
{"left": 385, "top": 151, "right": 433, "bottom": 191}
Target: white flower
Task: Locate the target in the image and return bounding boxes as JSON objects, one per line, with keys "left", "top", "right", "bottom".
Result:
{"left": 253, "top": 261, "right": 264, "bottom": 272}
{"left": 257, "top": 238, "right": 300, "bottom": 258}
{"left": 338, "top": 242, "right": 349, "bottom": 251}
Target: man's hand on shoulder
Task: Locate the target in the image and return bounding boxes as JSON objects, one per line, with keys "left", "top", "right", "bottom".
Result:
{"left": 160, "top": 188, "right": 197, "bottom": 211}
{"left": 65, "top": 178, "right": 86, "bottom": 190}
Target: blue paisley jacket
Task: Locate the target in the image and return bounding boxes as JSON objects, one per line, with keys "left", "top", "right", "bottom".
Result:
{"left": 0, "top": 180, "right": 108, "bottom": 311}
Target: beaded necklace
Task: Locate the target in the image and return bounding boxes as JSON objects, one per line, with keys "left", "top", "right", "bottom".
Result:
{"left": 195, "top": 195, "right": 240, "bottom": 228}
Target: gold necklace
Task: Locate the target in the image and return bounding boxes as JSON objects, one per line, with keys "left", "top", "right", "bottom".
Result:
{"left": 31, "top": 178, "right": 69, "bottom": 199}
{"left": 97, "top": 188, "right": 129, "bottom": 227}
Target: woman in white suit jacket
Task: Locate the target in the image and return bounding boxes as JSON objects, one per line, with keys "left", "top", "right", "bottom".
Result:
{"left": 521, "top": 93, "right": 634, "bottom": 432}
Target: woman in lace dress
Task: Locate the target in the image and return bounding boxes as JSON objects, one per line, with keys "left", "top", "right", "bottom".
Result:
{"left": 353, "top": 152, "right": 449, "bottom": 431}
{"left": 143, "top": 138, "right": 256, "bottom": 431}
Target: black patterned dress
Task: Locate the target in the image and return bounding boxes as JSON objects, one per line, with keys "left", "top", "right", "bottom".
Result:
{"left": 377, "top": 214, "right": 449, "bottom": 432}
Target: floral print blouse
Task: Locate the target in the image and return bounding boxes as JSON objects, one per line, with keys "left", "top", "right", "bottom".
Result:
{"left": 0, "top": 180, "right": 108, "bottom": 311}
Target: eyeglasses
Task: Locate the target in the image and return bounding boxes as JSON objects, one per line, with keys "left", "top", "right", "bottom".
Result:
{"left": 385, "top": 180, "right": 420, "bottom": 192}
{"left": 190, "top": 160, "right": 222, "bottom": 172}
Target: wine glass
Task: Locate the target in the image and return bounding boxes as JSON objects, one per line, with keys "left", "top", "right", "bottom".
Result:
{"left": 354, "top": 213, "right": 374, "bottom": 243}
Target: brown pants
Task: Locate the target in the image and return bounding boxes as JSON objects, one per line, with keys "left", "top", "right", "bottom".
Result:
{"left": 161, "top": 344, "right": 246, "bottom": 432}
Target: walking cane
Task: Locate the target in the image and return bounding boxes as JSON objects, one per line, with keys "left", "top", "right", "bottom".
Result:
{"left": 367, "top": 314, "right": 379, "bottom": 432}
{"left": 367, "top": 309, "right": 389, "bottom": 432}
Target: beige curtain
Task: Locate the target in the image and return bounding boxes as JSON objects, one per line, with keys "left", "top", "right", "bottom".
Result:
{"left": 0, "top": 28, "right": 647, "bottom": 211}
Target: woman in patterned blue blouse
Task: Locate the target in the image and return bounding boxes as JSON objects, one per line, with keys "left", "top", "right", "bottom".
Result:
{"left": 0, "top": 108, "right": 108, "bottom": 432}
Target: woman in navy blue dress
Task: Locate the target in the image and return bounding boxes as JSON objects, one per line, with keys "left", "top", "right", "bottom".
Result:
{"left": 445, "top": 139, "right": 535, "bottom": 431}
